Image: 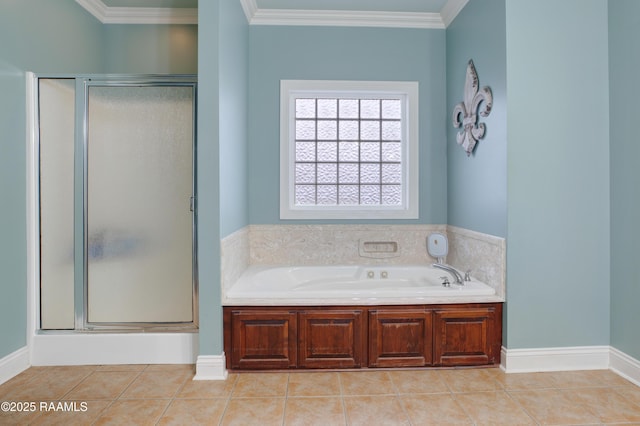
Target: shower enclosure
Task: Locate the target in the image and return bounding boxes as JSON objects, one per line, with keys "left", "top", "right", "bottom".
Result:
{"left": 37, "top": 75, "right": 197, "bottom": 331}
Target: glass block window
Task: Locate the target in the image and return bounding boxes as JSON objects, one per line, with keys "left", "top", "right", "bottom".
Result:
{"left": 281, "top": 80, "right": 419, "bottom": 220}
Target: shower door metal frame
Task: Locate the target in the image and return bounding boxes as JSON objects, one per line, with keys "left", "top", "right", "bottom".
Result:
{"left": 36, "top": 74, "right": 198, "bottom": 332}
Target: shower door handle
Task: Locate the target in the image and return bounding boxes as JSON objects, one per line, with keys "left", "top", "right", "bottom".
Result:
{"left": 189, "top": 196, "right": 196, "bottom": 212}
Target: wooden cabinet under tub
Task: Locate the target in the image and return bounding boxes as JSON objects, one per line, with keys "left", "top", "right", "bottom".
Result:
{"left": 223, "top": 303, "right": 502, "bottom": 370}
{"left": 433, "top": 304, "right": 502, "bottom": 366}
{"left": 226, "top": 309, "right": 298, "bottom": 369}
{"left": 368, "top": 307, "right": 433, "bottom": 367}
{"left": 298, "top": 309, "right": 365, "bottom": 369}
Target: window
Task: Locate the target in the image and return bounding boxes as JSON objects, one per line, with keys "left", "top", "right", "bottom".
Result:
{"left": 280, "top": 80, "right": 419, "bottom": 220}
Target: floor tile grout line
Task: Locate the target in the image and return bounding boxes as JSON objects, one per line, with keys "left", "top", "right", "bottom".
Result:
{"left": 151, "top": 400, "right": 172, "bottom": 426}
{"left": 216, "top": 374, "right": 238, "bottom": 426}
{"left": 90, "top": 366, "right": 147, "bottom": 425}
{"left": 440, "top": 371, "right": 455, "bottom": 394}
{"left": 216, "top": 394, "right": 233, "bottom": 426}
{"left": 610, "top": 385, "right": 640, "bottom": 412}
{"left": 337, "top": 372, "right": 350, "bottom": 425}
{"left": 55, "top": 365, "right": 98, "bottom": 401}
{"left": 395, "top": 391, "right": 415, "bottom": 426}
{"left": 113, "top": 367, "right": 146, "bottom": 400}
{"left": 153, "top": 371, "right": 193, "bottom": 426}
{"left": 281, "top": 372, "right": 290, "bottom": 426}
{"left": 502, "top": 387, "right": 542, "bottom": 426}
{"left": 387, "top": 371, "right": 397, "bottom": 395}
{"left": 72, "top": 366, "right": 144, "bottom": 399}
{"left": 448, "top": 391, "right": 477, "bottom": 426}
{"left": 53, "top": 365, "right": 123, "bottom": 426}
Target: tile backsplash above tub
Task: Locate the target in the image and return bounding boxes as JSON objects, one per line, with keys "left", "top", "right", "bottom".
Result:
{"left": 221, "top": 224, "right": 505, "bottom": 300}
{"left": 249, "top": 224, "right": 447, "bottom": 266}
{"left": 446, "top": 226, "right": 506, "bottom": 300}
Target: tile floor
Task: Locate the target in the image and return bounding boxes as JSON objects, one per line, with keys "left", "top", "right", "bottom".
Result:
{"left": 1, "top": 365, "right": 639, "bottom": 425}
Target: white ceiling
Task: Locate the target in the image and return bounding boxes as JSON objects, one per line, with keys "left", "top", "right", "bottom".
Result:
{"left": 77, "top": 0, "right": 467, "bottom": 27}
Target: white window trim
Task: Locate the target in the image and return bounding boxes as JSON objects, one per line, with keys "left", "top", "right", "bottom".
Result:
{"left": 280, "top": 80, "right": 419, "bottom": 220}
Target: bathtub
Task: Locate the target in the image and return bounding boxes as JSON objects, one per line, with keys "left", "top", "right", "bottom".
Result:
{"left": 224, "top": 265, "right": 500, "bottom": 305}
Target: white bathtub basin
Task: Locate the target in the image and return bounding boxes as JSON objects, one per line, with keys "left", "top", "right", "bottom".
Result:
{"left": 225, "top": 265, "right": 496, "bottom": 303}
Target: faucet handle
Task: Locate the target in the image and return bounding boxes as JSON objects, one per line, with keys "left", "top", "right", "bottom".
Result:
{"left": 440, "top": 276, "right": 451, "bottom": 287}
{"left": 464, "top": 269, "right": 472, "bottom": 281}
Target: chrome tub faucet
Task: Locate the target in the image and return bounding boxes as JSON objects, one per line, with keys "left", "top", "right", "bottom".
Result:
{"left": 433, "top": 263, "right": 464, "bottom": 285}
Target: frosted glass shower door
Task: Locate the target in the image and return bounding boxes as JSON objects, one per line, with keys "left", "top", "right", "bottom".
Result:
{"left": 39, "top": 79, "right": 76, "bottom": 329}
{"left": 86, "top": 85, "right": 194, "bottom": 324}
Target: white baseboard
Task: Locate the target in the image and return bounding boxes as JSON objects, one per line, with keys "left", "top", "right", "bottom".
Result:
{"left": 194, "top": 354, "right": 228, "bottom": 380}
{"left": 0, "top": 346, "right": 30, "bottom": 385}
{"left": 31, "top": 333, "right": 198, "bottom": 366}
{"left": 610, "top": 347, "right": 640, "bottom": 387}
{"left": 501, "top": 345, "right": 610, "bottom": 373}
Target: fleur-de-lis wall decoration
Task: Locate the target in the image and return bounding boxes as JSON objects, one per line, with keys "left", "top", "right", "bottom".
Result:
{"left": 452, "top": 59, "right": 493, "bottom": 156}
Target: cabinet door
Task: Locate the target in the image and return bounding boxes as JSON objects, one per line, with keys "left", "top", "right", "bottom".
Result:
{"left": 298, "top": 309, "right": 365, "bottom": 368}
{"left": 433, "top": 304, "right": 501, "bottom": 366}
{"left": 369, "top": 308, "right": 432, "bottom": 367}
{"left": 228, "top": 309, "right": 297, "bottom": 369}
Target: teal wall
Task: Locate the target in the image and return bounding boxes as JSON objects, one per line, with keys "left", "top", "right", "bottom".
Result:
{"left": 219, "top": 0, "right": 249, "bottom": 238}
{"left": 103, "top": 24, "right": 198, "bottom": 74}
{"left": 248, "top": 26, "right": 447, "bottom": 225}
{"left": 446, "top": 0, "right": 508, "bottom": 344}
{"left": 446, "top": 0, "right": 507, "bottom": 239}
{"left": 2, "top": 0, "right": 639, "bottom": 367}
{"left": 0, "top": 1, "right": 198, "bottom": 361}
{"left": 196, "top": 0, "right": 221, "bottom": 355}
{"left": 0, "top": 0, "right": 103, "bottom": 360}
{"left": 505, "top": 0, "right": 610, "bottom": 348}
{"left": 196, "top": 0, "right": 249, "bottom": 356}
{"left": 609, "top": 0, "right": 640, "bottom": 361}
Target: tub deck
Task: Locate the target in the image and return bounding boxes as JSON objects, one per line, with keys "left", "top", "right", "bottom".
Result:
{"left": 223, "top": 265, "right": 503, "bottom": 306}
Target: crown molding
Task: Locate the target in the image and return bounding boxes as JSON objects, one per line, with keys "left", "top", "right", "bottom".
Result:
{"left": 77, "top": 0, "right": 467, "bottom": 28}
{"left": 241, "top": 0, "right": 469, "bottom": 29}
{"left": 75, "top": 0, "right": 197, "bottom": 25}
{"left": 239, "top": 0, "right": 258, "bottom": 22}
{"left": 440, "top": 0, "right": 470, "bottom": 27}
{"left": 76, "top": 0, "right": 108, "bottom": 21}
{"left": 250, "top": 9, "right": 444, "bottom": 29}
